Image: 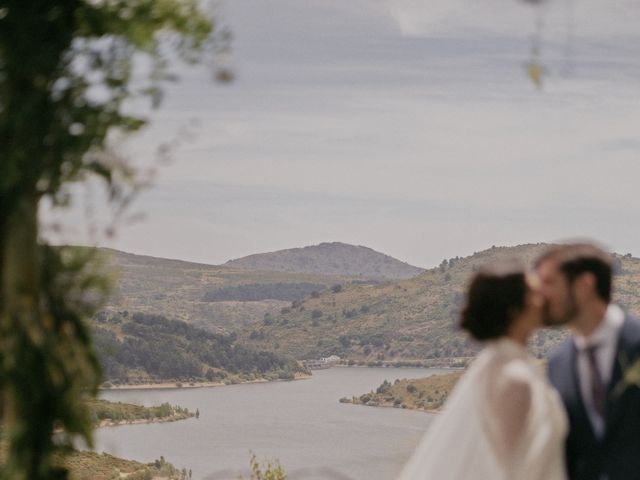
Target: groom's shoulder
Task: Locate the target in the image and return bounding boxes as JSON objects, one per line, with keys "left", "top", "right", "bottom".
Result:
{"left": 621, "top": 311, "right": 640, "bottom": 344}
{"left": 546, "top": 336, "right": 574, "bottom": 369}
{"left": 546, "top": 337, "right": 574, "bottom": 388}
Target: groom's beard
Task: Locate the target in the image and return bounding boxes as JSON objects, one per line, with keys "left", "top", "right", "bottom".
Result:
{"left": 542, "top": 291, "right": 579, "bottom": 327}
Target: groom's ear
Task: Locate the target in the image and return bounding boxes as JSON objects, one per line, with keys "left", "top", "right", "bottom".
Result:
{"left": 574, "top": 272, "right": 597, "bottom": 299}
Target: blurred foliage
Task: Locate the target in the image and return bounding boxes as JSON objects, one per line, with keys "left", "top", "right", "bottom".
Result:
{"left": 244, "top": 453, "right": 287, "bottom": 480}
{"left": 0, "top": 1, "right": 214, "bottom": 479}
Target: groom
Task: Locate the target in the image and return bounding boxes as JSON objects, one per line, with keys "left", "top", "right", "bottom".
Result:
{"left": 537, "top": 243, "right": 640, "bottom": 480}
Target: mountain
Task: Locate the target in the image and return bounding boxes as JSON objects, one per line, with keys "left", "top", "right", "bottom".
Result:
{"left": 101, "top": 248, "right": 360, "bottom": 331}
{"left": 224, "top": 242, "right": 424, "bottom": 279}
{"left": 239, "top": 244, "right": 640, "bottom": 364}
{"left": 96, "top": 243, "right": 640, "bottom": 366}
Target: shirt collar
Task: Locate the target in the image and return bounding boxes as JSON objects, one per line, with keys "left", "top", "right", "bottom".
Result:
{"left": 573, "top": 303, "right": 625, "bottom": 351}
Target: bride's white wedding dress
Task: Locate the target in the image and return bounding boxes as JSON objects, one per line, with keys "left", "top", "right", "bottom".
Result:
{"left": 397, "top": 338, "right": 568, "bottom": 480}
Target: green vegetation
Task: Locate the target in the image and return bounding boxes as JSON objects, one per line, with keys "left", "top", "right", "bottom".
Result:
{"left": 242, "top": 453, "right": 287, "bottom": 480}
{"left": 0, "top": 1, "right": 216, "bottom": 478}
{"left": 93, "top": 311, "right": 307, "bottom": 384}
{"left": 242, "top": 244, "right": 640, "bottom": 364}
{"left": 103, "top": 248, "right": 359, "bottom": 331}
{"left": 0, "top": 445, "right": 189, "bottom": 480}
{"left": 340, "top": 372, "right": 463, "bottom": 411}
{"left": 204, "top": 282, "right": 327, "bottom": 302}
{"left": 88, "top": 399, "right": 193, "bottom": 426}
{"left": 62, "top": 451, "right": 188, "bottom": 480}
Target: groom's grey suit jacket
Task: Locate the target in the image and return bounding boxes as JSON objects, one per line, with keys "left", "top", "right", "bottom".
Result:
{"left": 548, "top": 312, "right": 640, "bottom": 480}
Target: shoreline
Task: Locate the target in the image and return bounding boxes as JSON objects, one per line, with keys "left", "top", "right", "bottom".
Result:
{"left": 343, "top": 400, "right": 441, "bottom": 414}
{"left": 334, "top": 364, "right": 464, "bottom": 370}
{"left": 101, "top": 372, "right": 312, "bottom": 391}
{"left": 96, "top": 415, "right": 193, "bottom": 428}
{"left": 54, "top": 414, "right": 194, "bottom": 433}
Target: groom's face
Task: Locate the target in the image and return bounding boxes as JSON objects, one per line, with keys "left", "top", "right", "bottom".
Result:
{"left": 537, "top": 259, "right": 578, "bottom": 326}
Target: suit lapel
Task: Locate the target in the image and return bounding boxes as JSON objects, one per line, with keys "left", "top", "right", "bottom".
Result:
{"left": 604, "top": 314, "right": 640, "bottom": 440}
{"left": 566, "top": 341, "right": 599, "bottom": 443}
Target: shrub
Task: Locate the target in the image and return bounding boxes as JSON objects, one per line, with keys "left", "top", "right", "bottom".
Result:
{"left": 376, "top": 380, "right": 391, "bottom": 394}
{"left": 245, "top": 453, "right": 287, "bottom": 480}
{"left": 360, "top": 393, "right": 372, "bottom": 404}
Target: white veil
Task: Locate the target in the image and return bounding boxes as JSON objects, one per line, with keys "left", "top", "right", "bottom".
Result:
{"left": 396, "top": 351, "right": 506, "bottom": 480}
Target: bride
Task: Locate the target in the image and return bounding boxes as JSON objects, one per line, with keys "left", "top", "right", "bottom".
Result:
{"left": 397, "top": 262, "right": 568, "bottom": 480}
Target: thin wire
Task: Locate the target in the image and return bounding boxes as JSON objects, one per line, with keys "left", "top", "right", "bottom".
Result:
{"left": 525, "top": 0, "right": 547, "bottom": 89}
{"left": 531, "top": 1, "right": 545, "bottom": 61}
{"left": 562, "top": 0, "right": 575, "bottom": 76}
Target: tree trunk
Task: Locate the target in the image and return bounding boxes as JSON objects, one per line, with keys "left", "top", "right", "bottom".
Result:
{"left": 0, "top": 190, "right": 46, "bottom": 480}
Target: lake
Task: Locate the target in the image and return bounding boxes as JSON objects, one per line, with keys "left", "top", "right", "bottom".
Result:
{"left": 97, "top": 367, "right": 446, "bottom": 480}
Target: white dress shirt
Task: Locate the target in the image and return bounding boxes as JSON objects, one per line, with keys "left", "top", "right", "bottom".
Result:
{"left": 573, "top": 304, "right": 625, "bottom": 438}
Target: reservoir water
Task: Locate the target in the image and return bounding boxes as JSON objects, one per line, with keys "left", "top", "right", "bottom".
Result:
{"left": 97, "top": 367, "right": 445, "bottom": 480}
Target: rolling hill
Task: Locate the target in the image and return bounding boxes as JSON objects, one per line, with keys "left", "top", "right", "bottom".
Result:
{"left": 224, "top": 242, "right": 424, "bottom": 279}
{"left": 101, "top": 248, "right": 363, "bottom": 331}
{"left": 239, "top": 244, "right": 640, "bottom": 364}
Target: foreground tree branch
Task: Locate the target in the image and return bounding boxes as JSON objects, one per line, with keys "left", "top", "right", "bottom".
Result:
{"left": 0, "top": 1, "right": 214, "bottom": 478}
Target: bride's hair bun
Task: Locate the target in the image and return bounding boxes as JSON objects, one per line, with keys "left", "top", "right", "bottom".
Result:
{"left": 460, "top": 260, "right": 527, "bottom": 341}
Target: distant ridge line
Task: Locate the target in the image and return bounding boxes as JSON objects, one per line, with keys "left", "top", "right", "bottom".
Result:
{"left": 224, "top": 241, "right": 425, "bottom": 280}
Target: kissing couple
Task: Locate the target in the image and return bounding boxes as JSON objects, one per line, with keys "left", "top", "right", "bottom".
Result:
{"left": 398, "top": 243, "right": 640, "bottom": 480}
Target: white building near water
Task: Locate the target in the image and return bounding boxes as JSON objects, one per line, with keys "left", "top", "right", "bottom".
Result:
{"left": 303, "top": 355, "right": 341, "bottom": 370}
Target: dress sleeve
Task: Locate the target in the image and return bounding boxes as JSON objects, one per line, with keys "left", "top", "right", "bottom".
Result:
{"left": 485, "top": 360, "right": 533, "bottom": 473}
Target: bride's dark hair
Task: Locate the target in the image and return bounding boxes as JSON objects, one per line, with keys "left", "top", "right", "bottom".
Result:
{"left": 460, "top": 260, "right": 528, "bottom": 340}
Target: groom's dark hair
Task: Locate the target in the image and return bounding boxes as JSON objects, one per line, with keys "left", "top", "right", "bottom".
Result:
{"left": 535, "top": 243, "right": 613, "bottom": 303}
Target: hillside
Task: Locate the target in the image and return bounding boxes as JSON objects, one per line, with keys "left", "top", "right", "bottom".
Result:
{"left": 63, "top": 452, "right": 185, "bottom": 480}
{"left": 101, "top": 248, "right": 360, "bottom": 331}
{"left": 224, "top": 242, "right": 424, "bottom": 279}
{"left": 240, "top": 244, "right": 640, "bottom": 364}
{"left": 92, "top": 311, "right": 307, "bottom": 385}
{"left": 0, "top": 443, "right": 186, "bottom": 480}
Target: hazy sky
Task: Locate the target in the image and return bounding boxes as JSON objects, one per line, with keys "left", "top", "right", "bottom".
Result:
{"left": 49, "top": 0, "right": 640, "bottom": 268}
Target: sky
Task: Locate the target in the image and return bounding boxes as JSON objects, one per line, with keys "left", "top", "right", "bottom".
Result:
{"left": 46, "top": 0, "right": 640, "bottom": 268}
